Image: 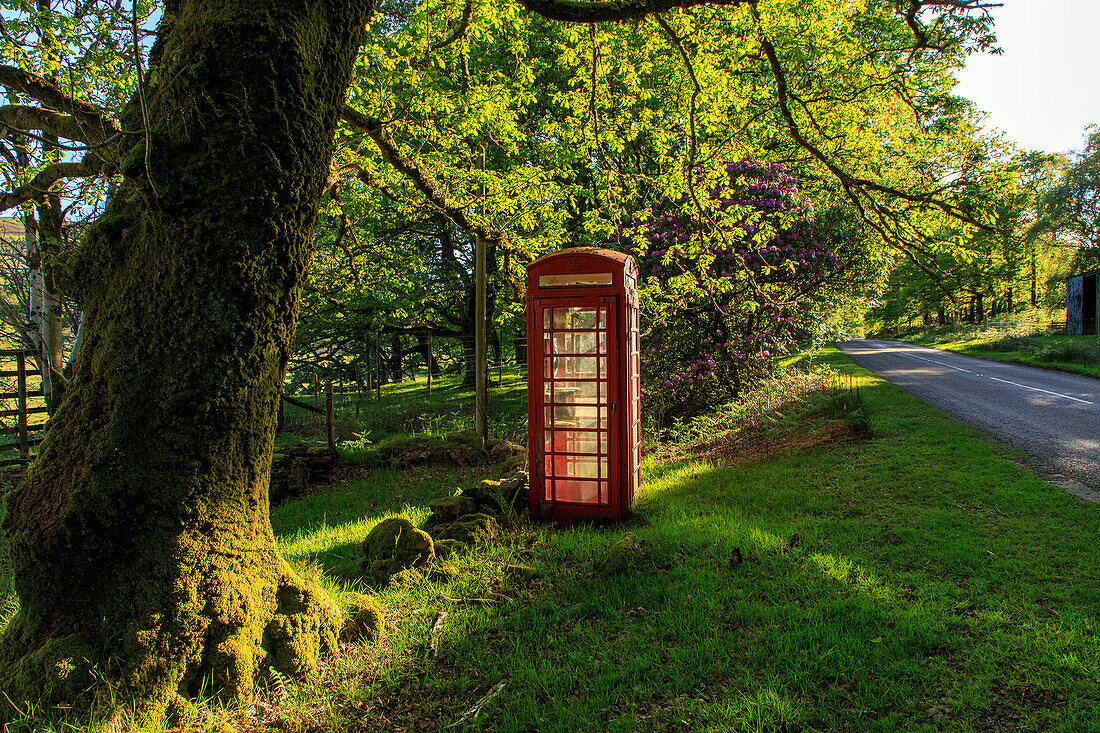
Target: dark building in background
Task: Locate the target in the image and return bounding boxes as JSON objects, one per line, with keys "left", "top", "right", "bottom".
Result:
{"left": 1066, "top": 269, "right": 1099, "bottom": 335}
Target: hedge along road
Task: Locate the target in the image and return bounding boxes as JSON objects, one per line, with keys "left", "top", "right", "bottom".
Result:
{"left": 836, "top": 339, "right": 1100, "bottom": 502}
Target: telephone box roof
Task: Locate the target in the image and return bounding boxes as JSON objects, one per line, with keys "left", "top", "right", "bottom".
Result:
{"left": 528, "top": 247, "right": 636, "bottom": 271}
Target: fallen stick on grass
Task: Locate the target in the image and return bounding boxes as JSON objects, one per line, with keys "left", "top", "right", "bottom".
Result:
{"left": 446, "top": 682, "right": 506, "bottom": 729}
{"left": 428, "top": 610, "right": 447, "bottom": 658}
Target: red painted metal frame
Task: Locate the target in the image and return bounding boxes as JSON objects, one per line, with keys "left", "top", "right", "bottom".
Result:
{"left": 526, "top": 248, "right": 640, "bottom": 523}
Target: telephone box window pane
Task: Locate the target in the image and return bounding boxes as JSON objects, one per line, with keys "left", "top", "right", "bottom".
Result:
{"left": 554, "top": 356, "right": 598, "bottom": 378}
{"left": 554, "top": 454, "right": 600, "bottom": 479}
{"left": 599, "top": 357, "right": 608, "bottom": 377}
{"left": 553, "top": 307, "right": 600, "bottom": 330}
{"left": 552, "top": 381, "right": 599, "bottom": 404}
{"left": 545, "top": 455, "right": 553, "bottom": 478}
{"left": 574, "top": 332, "right": 598, "bottom": 354}
{"left": 544, "top": 431, "right": 552, "bottom": 451}
{"left": 553, "top": 333, "right": 572, "bottom": 354}
{"left": 599, "top": 454, "right": 608, "bottom": 478}
{"left": 599, "top": 480, "right": 608, "bottom": 504}
{"left": 543, "top": 336, "right": 551, "bottom": 355}
{"left": 600, "top": 431, "right": 608, "bottom": 453}
{"left": 560, "top": 405, "right": 598, "bottom": 429}
{"left": 553, "top": 430, "right": 600, "bottom": 454}
{"left": 544, "top": 407, "right": 552, "bottom": 426}
{"left": 554, "top": 479, "right": 600, "bottom": 503}
{"left": 598, "top": 310, "right": 607, "bottom": 329}
{"left": 544, "top": 381, "right": 552, "bottom": 402}
{"left": 543, "top": 309, "right": 551, "bottom": 329}
{"left": 599, "top": 332, "right": 607, "bottom": 353}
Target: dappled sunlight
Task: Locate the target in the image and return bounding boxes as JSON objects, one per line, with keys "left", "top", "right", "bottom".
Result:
{"left": 808, "top": 552, "right": 898, "bottom": 604}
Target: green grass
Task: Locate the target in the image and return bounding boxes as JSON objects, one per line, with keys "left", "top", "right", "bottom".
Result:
{"left": 280, "top": 368, "right": 530, "bottom": 452}
{"left": 907, "top": 330, "right": 1100, "bottom": 380}
{"left": 2, "top": 350, "right": 1099, "bottom": 732}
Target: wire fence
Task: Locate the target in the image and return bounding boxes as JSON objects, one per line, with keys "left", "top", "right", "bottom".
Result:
{"left": 280, "top": 334, "right": 532, "bottom": 445}
{"left": 0, "top": 348, "right": 47, "bottom": 467}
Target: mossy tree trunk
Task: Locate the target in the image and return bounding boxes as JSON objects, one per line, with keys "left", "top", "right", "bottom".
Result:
{"left": 0, "top": 0, "right": 371, "bottom": 719}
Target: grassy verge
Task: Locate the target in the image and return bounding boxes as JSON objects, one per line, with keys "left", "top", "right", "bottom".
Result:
{"left": 2, "top": 349, "right": 1098, "bottom": 732}
{"left": 883, "top": 325, "right": 1100, "bottom": 380}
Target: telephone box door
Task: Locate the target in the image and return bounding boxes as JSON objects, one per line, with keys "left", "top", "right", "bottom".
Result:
{"left": 533, "top": 297, "right": 618, "bottom": 516}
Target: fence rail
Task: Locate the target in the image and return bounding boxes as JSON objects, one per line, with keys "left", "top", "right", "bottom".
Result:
{"left": 0, "top": 348, "right": 46, "bottom": 467}
{"left": 984, "top": 321, "right": 1067, "bottom": 335}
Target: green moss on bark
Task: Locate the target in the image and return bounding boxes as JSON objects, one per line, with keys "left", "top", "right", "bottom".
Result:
{"left": 0, "top": 0, "right": 373, "bottom": 721}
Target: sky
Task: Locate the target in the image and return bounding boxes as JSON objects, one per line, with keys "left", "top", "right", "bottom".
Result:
{"left": 953, "top": 0, "right": 1100, "bottom": 155}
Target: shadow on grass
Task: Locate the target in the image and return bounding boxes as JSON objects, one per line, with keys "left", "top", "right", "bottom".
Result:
{"left": 268, "top": 349, "right": 1099, "bottom": 733}
{"left": 404, "top": 385, "right": 1092, "bottom": 730}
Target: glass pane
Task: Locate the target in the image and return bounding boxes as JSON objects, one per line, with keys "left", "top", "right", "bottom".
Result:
{"left": 553, "top": 454, "right": 600, "bottom": 479}
{"left": 544, "top": 431, "right": 552, "bottom": 451}
{"left": 543, "top": 336, "right": 551, "bottom": 355}
{"left": 552, "top": 333, "right": 571, "bottom": 354}
{"left": 599, "top": 309, "right": 607, "bottom": 329}
{"left": 544, "top": 406, "right": 552, "bottom": 426}
{"left": 599, "top": 332, "right": 607, "bottom": 353}
{"left": 554, "top": 479, "right": 600, "bottom": 504}
{"left": 543, "top": 308, "right": 551, "bottom": 329}
{"left": 573, "top": 332, "right": 597, "bottom": 354}
{"left": 599, "top": 480, "right": 608, "bottom": 504}
{"left": 599, "top": 357, "right": 608, "bottom": 377}
{"left": 601, "top": 431, "right": 608, "bottom": 453}
{"left": 553, "top": 307, "right": 599, "bottom": 330}
{"left": 551, "top": 430, "right": 600, "bottom": 454}
{"left": 554, "top": 356, "right": 598, "bottom": 378}
{"left": 544, "top": 380, "right": 552, "bottom": 402}
{"left": 552, "top": 380, "right": 599, "bottom": 404}
{"left": 555, "top": 405, "right": 599, "bottom": 429}
{"left": 599, "top": 454, "right": 608, "bottom": 478}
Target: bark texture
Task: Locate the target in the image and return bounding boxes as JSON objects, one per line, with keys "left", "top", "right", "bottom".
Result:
{"left": 0, "top": 0, "right": 371, "bottom": 719}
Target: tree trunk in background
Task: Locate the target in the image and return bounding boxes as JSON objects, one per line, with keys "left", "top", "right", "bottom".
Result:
{"left": 0, "top": 0, "right": 371, "bottom": 720}
{"left": 35, "top": 192, "right": 65, "bottom": 408}
{"left": 389, "top": 332, "right": 403, "bottom": 383}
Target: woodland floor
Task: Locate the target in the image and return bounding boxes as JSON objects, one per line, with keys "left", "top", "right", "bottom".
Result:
{"left": 1, "top": 348, "right": 1098, "bottom": 732}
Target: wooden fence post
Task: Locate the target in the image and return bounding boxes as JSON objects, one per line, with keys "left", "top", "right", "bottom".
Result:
{"left": 325, "top": 382, "right": 335, "bottom": 452}
{"left": 16, "top": 350, "right": 27, "bottom": 458}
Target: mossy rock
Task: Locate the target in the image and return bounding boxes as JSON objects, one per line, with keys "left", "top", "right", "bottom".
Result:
{"left": 487, "top": 440, "right": 524, "bottom": 463}
{"left": 499, "top": 453, "right": 526, "bottom": 473}
{"left": 434, "top": 538, "right": 465, "bottom": 560}
{"left": 342, "top": 593, "right": 385, "bottom": 642}
{"left": 387, "top": 567, "right": 424, "bottom": 589}
{"left": 445, "top": 429, "right": 485, "bottom": 448}
{"left": 428, "top": 564, "right": 459, "bottom": 583}
{"left": 431, "top": 513, "right": 499, "bottom": 547}
{"left": 601, "top": 532, "right": 646, "bottom": 575}
{"left": 378, "top": 435, "right": 435, "bottom": 460}
{"left": 360, "top": 517, "right": 434, "bottom": 580}
{"left": 505, "top": 564, "right": 538, "bottom": 581}
{"left": 429, "top": 495, "right": 479, "bottom": 523}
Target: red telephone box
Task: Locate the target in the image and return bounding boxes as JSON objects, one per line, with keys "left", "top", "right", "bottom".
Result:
{"left": 526, "top": 248, "right": 641, "bottom": 522}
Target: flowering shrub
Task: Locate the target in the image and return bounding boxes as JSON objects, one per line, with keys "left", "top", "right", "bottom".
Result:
{"left": 617, "top": 160, "right": 838, "bottom": 418}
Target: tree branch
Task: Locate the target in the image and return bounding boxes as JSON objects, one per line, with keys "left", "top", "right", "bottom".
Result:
{"left": 340, "top": 107, "right": 512, "bottom": 253}
{"left": 0, "top": 104, "right": 112, "bottom": 146}
{"left": 0, "top": 156, "right": 108, "bottom": 213}
{"left": 431, "top": 0, "right": 474, "bottom": 50}
{"left": 514, "top": 0, "right": 747, "bottom": 23}
{"left": 0, "top": 65, "right": 119, "bottom": 135}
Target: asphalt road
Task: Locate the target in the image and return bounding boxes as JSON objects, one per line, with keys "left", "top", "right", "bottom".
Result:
{"left": 836, "top": 339, "right": 1100, "bottom": 501}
